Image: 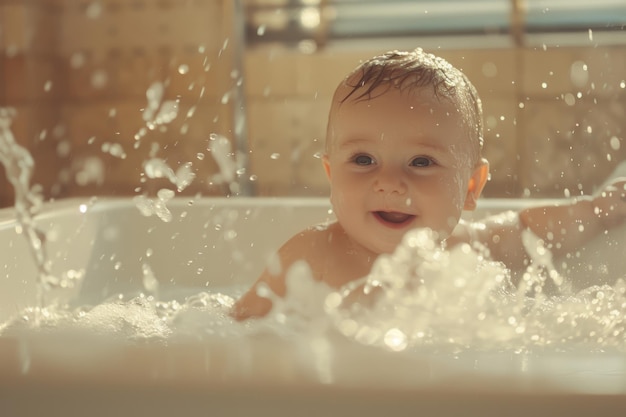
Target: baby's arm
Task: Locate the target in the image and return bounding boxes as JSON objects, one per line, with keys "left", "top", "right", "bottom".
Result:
{"left": 230, "top": 228, "right": 324, "bottom": 321}
{"left": 471, "top": 178, "right": 626, "bottom": 270}
{"left": 519, "top": 179, "right": 626, "bottom": 258}
{"left": 230, "top": 264, "right": 285, "bottom": 321}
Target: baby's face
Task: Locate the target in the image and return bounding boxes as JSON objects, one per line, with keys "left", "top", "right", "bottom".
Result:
{"left": 324, "top": 86, "right": 481, "bottom": 255}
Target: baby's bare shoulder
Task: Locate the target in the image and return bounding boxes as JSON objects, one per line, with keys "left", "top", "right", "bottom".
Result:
{"left": 280, "top": 221, "right": 341, "bottom": 257}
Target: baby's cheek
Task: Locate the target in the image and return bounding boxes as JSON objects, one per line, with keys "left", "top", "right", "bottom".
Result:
{"left": 444, "top": 173, "right": 469, "bottom": 208}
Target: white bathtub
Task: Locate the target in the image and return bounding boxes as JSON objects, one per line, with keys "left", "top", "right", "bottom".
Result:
{"left": 1, "top": 196, "right": 626, "bottom": 416}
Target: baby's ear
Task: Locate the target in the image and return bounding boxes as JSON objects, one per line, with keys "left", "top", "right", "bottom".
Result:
{"left": 322, "top": 154, "right": 331, "bottom": 179}
{"left": 464, "top": 159, "right": 489, "bottom": 211}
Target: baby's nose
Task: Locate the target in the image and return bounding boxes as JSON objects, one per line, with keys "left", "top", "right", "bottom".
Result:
{"left": 374, "top": 168, "right": 407, "bottom": 194}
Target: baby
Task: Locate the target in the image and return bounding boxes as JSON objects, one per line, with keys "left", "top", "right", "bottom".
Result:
{"left": 232, "top": 48, "right": 626, "bottom": 320}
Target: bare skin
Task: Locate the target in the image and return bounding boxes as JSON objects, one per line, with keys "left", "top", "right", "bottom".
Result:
{"left": 231, "top": 186, "right": 626, "bottom": 321}
{"left": 231, "top": 52, "right": 626, "bottom": 321}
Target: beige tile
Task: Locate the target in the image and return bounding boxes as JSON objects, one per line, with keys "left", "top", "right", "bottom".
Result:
{"left": 480, "top": 96, "right": 520, "bottom": 197}
{"left": 245, "top": 48, "right": 379, "bottom": 99}
{"left": 2, "top": 4, "right": 31, "bottom": 54}
{"left": 61, "top": 103, "right": 120, "bottom": 146}
{"left": 27, "top": 4, "right": 61, "bottom": 57}
{"left": 439, "top": 48, "right": 518, "bottom": 96}
{"left": 63, "top": 53, "right": 119, "bottom": 101}
{"left": 113, "top": 52, "right": 168, "bottom": 99}
{"left": 5, "top": 55, "right": 62, "bottom": 103}
{"left": 521, "top": 46, "right": 626, "bottom": 99}
{"left": 247, "top": 97, "right": 328, "bottom": 194}
{"left": 293, "top": 51, "right": 367, "bottom": 97}
{"left": 58, "top": 0, "right": 223, "bottom": 56}
{"left": 574, "top": 46, "right": 626, "bottom": 99}
{"left": 4, "top": 105, "right": 59, "bottom": 147}
{"left": 521, "top": 48, "right": 577, "bottom": 96}
{"left": 164, "top": 50, "right": 229, "bottom": 99}
{"left": 245, "top": 50, "right": 300, "bottom": 97}
{"left": 517, "top": 98, "right": 626, "bottom": 197}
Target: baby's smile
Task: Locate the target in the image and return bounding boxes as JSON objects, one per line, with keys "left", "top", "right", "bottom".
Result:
{"left": 373, "top": 211, "right": 416, "bottom": 228}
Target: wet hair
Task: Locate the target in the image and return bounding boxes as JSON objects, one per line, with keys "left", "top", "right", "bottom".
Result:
{"left": 332, "top": 48, "right": 484, "bottom": 154}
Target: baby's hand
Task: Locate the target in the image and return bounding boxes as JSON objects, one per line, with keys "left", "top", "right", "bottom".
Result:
{"left": 593, "top": 178, "right": 626, "bottom": 229}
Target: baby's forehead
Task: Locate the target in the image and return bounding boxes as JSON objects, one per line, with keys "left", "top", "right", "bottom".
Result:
{"left": 327, "top": 83, "right": 480, "bottom": 158}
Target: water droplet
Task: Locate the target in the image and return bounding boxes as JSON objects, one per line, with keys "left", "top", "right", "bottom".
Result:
{"left": 178, "top": 64, "right": 189, "bottom": 75}
{"left": 91, "top": 70, "right": 108, "bottom": 89}
{"left": 563, "top": 93, "right": 576, "bottom": 106}
{"left": 481, "top": 62, "right": 497, "bottom": 78}
{"left": 383, "top": 328, "right": 408, "bottom": 352}
{"left": 70, "top": 53, "right": 85, "bottom": 69}
{"left": 101, "top": 142, "right": 127, "bottom": 159}
{"left": 570, "top": 61, "right": 589, "bottom": 88}
{"left": 86, "top": 1, "right": 103, "bottom": 19}
{"left": 609, "top": 136, "right": 621, "bottom": 150}
{"left": 142, "top": 263, "right": 159, "bottom": 295}
{"left": 56, "top": 140, "right": 71, "bottom": 157}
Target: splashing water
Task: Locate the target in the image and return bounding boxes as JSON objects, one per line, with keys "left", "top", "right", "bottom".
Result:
{"left": 2, "top": 102, "right": 626, "bottom": 388}
{"left": 318, "top": 228, "right": 626, "bottom": 353}
{"left": 142, "top": 158, "right": 196, "bottom": 192}
{"left": 142, "top": 82, "right": 180, "bottom": 132}
{"left": 208, "top": 133, "right": 241, "bottom": 194}
{"left": 133, "top": 189, "right": 176, "bottom": 222}
{"left": 0, "top": 108, "right": 59, "bottom": 305}
{"left": 132, "top": 80, "right": 196, "bottom": 220}
{"left": 2, "top": 224, "right": 626, "bottom": 358}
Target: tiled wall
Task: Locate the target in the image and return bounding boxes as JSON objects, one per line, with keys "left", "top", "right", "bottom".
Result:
{"left": 245, "top": 46, "right": 626, "bottom": 198}
{"left": 1, "top": 0, "right": 237, "bottom": 206}
{"left": 1, "top": 0, "right": 625, "bottom": 207}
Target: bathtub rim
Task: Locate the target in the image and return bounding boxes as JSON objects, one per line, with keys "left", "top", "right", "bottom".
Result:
{"left": 0, "top": 195, "right": 565, "bottom": 225}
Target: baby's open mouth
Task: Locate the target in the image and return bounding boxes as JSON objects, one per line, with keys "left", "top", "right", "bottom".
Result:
{"left": 374, "top": 211, "right": 415, "bottom": 225}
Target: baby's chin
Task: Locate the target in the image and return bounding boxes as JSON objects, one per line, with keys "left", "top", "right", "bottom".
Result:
{"left": 364, "top": 238, "right": 404, "bottom": 256}
{"left": 372, "top": 228, "right": 451, "bottom": 254}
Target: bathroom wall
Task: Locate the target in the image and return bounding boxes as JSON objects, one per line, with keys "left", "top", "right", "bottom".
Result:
{"left": 246, "top": 44, "right": 626, "bottom": 198}
{"left": 1, "top": 0, "right": 625, "bottom": 207}
{"left": 1, "top": 0, "right": 237, "bottom": 206}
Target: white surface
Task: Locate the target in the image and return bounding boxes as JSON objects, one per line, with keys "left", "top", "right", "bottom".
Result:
{"left": 1, "top": 196, "right": 626, "bottom": 416}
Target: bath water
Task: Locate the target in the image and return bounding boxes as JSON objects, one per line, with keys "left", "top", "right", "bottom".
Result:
{"left": 2, "top": 105, "right": 626, "bottom": 382}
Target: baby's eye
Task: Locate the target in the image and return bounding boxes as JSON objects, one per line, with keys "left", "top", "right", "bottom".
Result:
{"left": 410, "top": 156, "right": 433, "bottom": 167}
{"left": 354, "top": 155, "right": 374, "bottom": 165}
